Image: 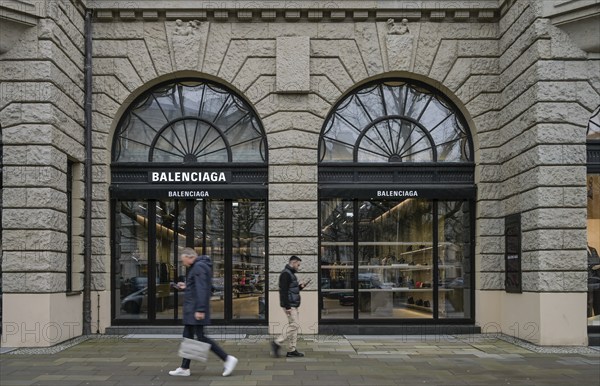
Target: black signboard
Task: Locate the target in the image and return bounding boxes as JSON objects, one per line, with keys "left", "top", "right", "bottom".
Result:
{"left": 110, "top": 184, "right": 267, "bottom": 200}
{"left": 319, "top": 184, "right": 476, "bottom": 200}
{"left": 505, "top": 213, "right": 522, "bottom": 293}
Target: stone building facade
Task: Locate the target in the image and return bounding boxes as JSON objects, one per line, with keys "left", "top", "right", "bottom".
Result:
{"left": 1, "top": 0, "right": 599, "bottom": 347}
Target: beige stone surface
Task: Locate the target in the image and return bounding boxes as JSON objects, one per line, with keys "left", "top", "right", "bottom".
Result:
{"left": 276, "top": 36, "right": 310, "bottom": 93}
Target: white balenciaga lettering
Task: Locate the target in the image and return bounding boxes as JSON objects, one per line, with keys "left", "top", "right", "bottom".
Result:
{"left": 168, "top": 191, "right": 210, "bottom": 198}
{"left": 151, "top": 171, "right": 227, "bottom": 183}
{"left": 376, "top": 190, "right": 419, "bottom": 197}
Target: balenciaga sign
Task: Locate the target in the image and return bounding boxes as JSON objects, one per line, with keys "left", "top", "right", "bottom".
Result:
{"left": 148, "top": 171, "right": 230, "bottom": 183}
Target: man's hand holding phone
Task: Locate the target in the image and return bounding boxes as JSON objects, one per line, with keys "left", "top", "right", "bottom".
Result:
{"left": 300, "top": 278, "right": 312, "bottom": 289}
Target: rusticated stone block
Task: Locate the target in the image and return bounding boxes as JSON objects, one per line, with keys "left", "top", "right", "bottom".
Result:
{"left": 269, "top": 183, "right": 318, "bottom": 201}
{"left": 269, "top": 219, "right": 318, "bottom": 237}
{"left": 269, "top": 165, "right": 317, "bottom": 183}
{"left": 521, "top": 271, "right": 587, "bottom": 292}
{"left": 262, "top": 112, "right": 324, "bottom": 134}
{"left": 2, "top": 272, "right": 67, "bottom": 292}
{"left": 276, "top": 36, "right": 309, "bottom": 93}
{"left": 268, "top": 129, "right": 319, "bottom": 149}
{"left": 521, "top": 208, "right": 586, "bottom": 231}
{"left": 386, "top": 34, "right": 414, "bottom": 72}
{"left": 269, "top": 237, "right": 318, "bottom": 256}
{"left": 269, "top": 148, "right": 318, "bottom": 165}
{"left": 269, "top": 201, "right": 317, "bottom": 219}
{"left": 2, "top": 251, "right": 67, "bottom": 272}
{"left": 522, "top": 250, "right": 586, "bottom": 271}
{"left": 3, "top": 208, "right": 67, "bottom": 231}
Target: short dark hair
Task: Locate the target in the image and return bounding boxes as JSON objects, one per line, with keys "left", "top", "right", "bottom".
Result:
{"left": 289, "top": 255, "right": 302, "bottom": 262}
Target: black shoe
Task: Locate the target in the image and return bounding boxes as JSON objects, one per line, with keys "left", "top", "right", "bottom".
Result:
{"left": 270, "top": 341, "right": 281, "bottom": 358}
{"left": 286, "top": 350, "right": 305, "bottom": 357}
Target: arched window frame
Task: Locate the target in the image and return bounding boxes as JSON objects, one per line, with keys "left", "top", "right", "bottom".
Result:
{"left": 111, "top": 78, "right": 268, "bottom": 165}
{"left": 319, "top": 78, "right": 475, "bottom": 165}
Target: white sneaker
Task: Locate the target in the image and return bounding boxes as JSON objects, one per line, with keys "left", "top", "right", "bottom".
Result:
{"left": 222, "top": 355, "right": 238, "bottom": 376}
{"left": 169, "top": 367, "right": 190, "bottom": 376}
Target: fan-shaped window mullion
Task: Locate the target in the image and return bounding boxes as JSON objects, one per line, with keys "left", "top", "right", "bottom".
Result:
{"left": 193, "top": 122, "right": 233, "bottom": 162}
{"left": 334, "top": 112, "right": 364, "bottom": 136}
{"left": 223, "top": 112, "right": 251, "bottom": 136}
{"left": 355, "top": 93, "right": 394, "bottom": 156}
{"left": 398, "top": 124, "right": 437, "bottom": 162}
{"left": 212, "top": 94, "right": 232, "bottom": 124}
{"left": 319, "top": 79, "right": 473, "bottom": 163}
{"left": 177, "top": 85, "right": 192, "bottom": 153}
{"left": 191, "top": 122, "right": 214, "bottom": 156}
{"left": 379, "top": 84, "right": 397, "bottom": 154}
{"left": 151, "top": 94, "right": 188, "bottom": 153}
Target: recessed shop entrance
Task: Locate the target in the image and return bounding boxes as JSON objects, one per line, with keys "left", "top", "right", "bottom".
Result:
{"left": 318, "top": 78, "right": 476, "bottom": 325}
{"left": 109, "top": 78, "right": 268, "bottom": 325}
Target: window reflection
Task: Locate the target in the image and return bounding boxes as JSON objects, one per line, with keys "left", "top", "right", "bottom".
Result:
{"left": 115, "top": 201, "right": 150, "bottom": 319}
{"left": 319, "top": 199, "right": 473, "bottom": 321}
{"left": 320, "top": 80, "right": 472, "bottom": 163}
{"left": 320, "top": 199, "right": 355, "bottom": 319}
{"left": 113, "top": 81, "right": 266, "bottom": 163}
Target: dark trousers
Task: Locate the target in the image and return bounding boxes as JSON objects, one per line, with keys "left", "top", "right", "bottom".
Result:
{"left": 181, "top": 325, "right": 228, "bottom": 369}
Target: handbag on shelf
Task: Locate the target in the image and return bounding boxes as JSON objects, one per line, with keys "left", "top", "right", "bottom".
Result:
{"left": 178, "top": 338, "right": 211, "bottom": 362}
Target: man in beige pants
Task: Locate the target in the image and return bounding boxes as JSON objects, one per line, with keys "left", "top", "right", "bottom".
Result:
{"left": 271, "top": 256, "right": 309, "bottom": 357}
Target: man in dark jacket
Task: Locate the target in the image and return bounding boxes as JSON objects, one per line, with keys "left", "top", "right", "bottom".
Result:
{"left": 271, "top": 255, "right": 309, "bottom": 357}
{"left": 169, "top": 248, "right": 238, "bottom": 377}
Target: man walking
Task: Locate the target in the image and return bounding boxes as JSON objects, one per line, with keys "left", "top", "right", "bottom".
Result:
{"left": 271, "top": 255, "right": 309, "bottom": 357}
{"left": 169, "top": 248, "right": 238, "bottom": 377}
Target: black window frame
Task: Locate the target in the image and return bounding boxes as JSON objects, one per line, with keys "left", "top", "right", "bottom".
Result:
{"left": 66, "top": 160, "right": 74, "bottom": 293}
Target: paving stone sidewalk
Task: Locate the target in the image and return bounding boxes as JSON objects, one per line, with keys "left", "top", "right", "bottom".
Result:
{"left": 1, "top": 334, "right": 599, "bottom": 386}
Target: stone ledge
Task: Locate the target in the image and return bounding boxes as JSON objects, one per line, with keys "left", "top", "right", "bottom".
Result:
{"left": 91, "top": 8, "right": 498, "bottom": 23}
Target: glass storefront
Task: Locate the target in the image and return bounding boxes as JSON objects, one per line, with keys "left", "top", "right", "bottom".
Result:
{"left": 318, "top": 78, "right": 475, "bottom": 323}
{"left": 320, "top": 199, "right": 472, "bottom": 321}
{"left": 110, "top": 79, "right": 268, "bottom": 324}
{"left": 113, "top": 199, "right": 266, "bottom": 323}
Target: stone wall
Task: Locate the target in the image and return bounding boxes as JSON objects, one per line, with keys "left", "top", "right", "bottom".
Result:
{"left": 1, "top": 0, "right": 85, "bottom": 293}
{"left": 477, "top": 0, "right": 599, "bottom": 293}
{"left": 1, "top": 0, "right": 86, "bottom": 346}
{"left": 90, "top": 10, "right": 501, "bottom": 332}
{"left": 1, "top": 0, "right": 597, "bottom": 346}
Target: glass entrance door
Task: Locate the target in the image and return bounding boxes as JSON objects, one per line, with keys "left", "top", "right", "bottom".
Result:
{"left": 113, "top": 199, "right": 266, "bottom": 323}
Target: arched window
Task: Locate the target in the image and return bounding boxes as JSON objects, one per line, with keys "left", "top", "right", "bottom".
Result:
{"left": 112, "top": 80, "right": 267, "bottom": 164}
{"left": 319, "top": 79, "right": 473, "bottom": 163}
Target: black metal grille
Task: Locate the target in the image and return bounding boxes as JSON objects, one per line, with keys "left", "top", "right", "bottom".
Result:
{"left": 319, "top": 164, "right": 475, "bottom": 185}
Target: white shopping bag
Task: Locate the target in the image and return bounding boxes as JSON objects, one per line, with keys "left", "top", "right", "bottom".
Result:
{"left": 178, "top": 338, "right": 211, "bottom": 362}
